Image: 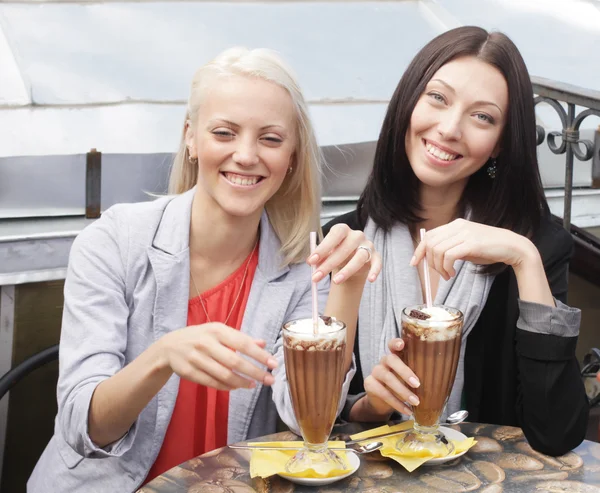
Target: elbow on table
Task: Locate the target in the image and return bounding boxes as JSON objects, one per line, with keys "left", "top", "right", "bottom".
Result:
{"left": 524, "top": 403, "right": 590, "bottom": 457}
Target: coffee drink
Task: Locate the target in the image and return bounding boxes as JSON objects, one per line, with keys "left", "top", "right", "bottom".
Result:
{"left": 283, "top": 317, "right": 346, "bottom": 445}
{"left": 400, "top": 305, "right": 463, "bottom": 427}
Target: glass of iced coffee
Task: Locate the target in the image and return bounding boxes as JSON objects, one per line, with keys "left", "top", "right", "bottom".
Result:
{"left": 395, "top": 304, "right": 463, "bottom": 457}
{"left": 282, "top": 316, "right": 347, "bottom": 473}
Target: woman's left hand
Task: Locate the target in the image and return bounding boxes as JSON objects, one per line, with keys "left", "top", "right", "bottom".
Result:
{"left": 412, "top": 219, "right": 539, "bottom": 280}
{"left": 308, "top": 224, "right": 382, "bottom": 285}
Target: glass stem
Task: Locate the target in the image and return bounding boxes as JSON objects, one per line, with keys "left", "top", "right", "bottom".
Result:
{"left": 305, "top": 441, "right": 328, "bottom": 454}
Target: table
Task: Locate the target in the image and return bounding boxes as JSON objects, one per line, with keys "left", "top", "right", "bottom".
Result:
{"left": 140, "top": 422, "right": 600, "bottom": 492}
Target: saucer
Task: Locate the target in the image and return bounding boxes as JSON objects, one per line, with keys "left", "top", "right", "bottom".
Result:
{"left": 421, "top": 426, "right": 469, "bottom": 466}
{"left": 277, "top": 451, "right": 360, "bottom": 486}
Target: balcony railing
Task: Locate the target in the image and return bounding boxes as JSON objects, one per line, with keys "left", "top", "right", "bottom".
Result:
{"left": 532, "top": 76, "right": 600, "bottom": 231}
{"left": 532, "top": 77, "right": 600, "bottom": 286}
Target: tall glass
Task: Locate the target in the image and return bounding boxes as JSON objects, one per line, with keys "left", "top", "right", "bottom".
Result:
{"left": 396, "top": 304, "right": 463, "bottom": 457}
{"left": 283, "top": 316, "right": 347, "bottom": 473}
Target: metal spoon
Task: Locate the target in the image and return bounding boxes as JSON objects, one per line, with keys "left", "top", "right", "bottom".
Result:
{"left": 445, "top": 409, "right": 469, "bottom": 425}
{"left": 229, "top": 441, "right": 384, "bottom": 454}
{"left": 343, "top": 409, "right": 469, "bottom": 445}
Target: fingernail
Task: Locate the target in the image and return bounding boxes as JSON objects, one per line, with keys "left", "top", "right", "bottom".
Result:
{"left": 333, "top": 273, "right": 344, "bottom": 284}
{"left": 308, "top": 254, "right": 319, "bottom": 264}
{"left": 410, "top": 256, "right": 416, "bottom": 266}
{"left": 409, "top": 377, "right": 420, "bottom": 388}
{"left": 312, "top": 271, "right": 324, "bottom": 282}
{"left": 409, "top": 395, "right": 420, "bottom": 405}
{"left": 368, "top": 274, "right": 376, "bottom": 282}
{"left": 267, "top": 357, "right": 278, "bottom": 368}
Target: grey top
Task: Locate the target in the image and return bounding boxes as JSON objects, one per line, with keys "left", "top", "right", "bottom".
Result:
{"left": 358, "top": 217, "right": 496, "bottom": 420}
{"left": 28, "top": 188, "right": 356, "bottom": 493}
{"left": 346, "top": 216, "right": 581, "bottom": 420}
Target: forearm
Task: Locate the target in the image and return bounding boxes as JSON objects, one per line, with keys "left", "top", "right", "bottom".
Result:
{"left": 512, "top": 239, "right": 555, "bottom": 307}
{"left": 324, "top": 277, "right": 365, "bottom": 371}
{"left": 89, "top": 340, "right": 172, "bottom": 448}
{"left": 348, "top": 395, "right": 393, "bottom": 422}
{"left": 516, "top": 330, "right": 588, "bottom": 455}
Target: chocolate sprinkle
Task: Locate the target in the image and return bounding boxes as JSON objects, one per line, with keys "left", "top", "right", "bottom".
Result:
{"left": 409, "top": 309, "right": 431, "bottom": 320}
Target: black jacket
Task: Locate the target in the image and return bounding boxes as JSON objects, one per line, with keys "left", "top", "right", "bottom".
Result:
{"left": 324, "top": 211, "right": 589, "bottom": 456}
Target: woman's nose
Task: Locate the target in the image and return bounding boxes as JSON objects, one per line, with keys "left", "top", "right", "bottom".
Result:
{"left": 232, "top": 139, "right": 259, "bottom": 166}
{"left": 437, "top": 111, "right": 462, "bottom": 141}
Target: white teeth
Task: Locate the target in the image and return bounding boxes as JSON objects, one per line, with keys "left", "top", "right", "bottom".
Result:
{"left": 224, "top": 173, "right": 260, "bottom": 186}
{"left": 425, "top": 142, "right": 458, "bottom": 161}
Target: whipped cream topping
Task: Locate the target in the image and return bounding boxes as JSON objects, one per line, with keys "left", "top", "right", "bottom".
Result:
{"left": 421, "top": 306, "right": 457, "bottom": 321}
{"left": 403, "top": 305, "right": 462, "bottom": 341}
{"left": 283, "top": 317, "right": 346, "bottom": 348}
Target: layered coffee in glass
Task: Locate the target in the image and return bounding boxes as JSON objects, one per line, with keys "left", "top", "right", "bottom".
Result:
{"left": 282, "top": 316, "right": 347, "bottom": 473}
{"left": 396, "top": 304, "right": 463, "bottom": 457}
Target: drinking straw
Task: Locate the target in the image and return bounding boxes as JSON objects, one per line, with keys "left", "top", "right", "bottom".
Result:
{"left": 310, "top": 231, "right": 319, "bottom": 335}
{"left": 419, "top": 228, "right": 433, "bottom": 309}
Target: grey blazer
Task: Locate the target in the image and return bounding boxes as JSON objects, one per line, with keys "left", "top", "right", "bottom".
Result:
{"left": 29, "top": 189, "right": 355, "bottom": 493}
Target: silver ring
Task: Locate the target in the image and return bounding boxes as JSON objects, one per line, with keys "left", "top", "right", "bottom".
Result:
{"left": 357, "top": 245, "right": 373, "bottom": 263}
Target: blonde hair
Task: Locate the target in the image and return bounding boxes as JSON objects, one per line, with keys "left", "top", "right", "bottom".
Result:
{"left": 168, "top": 47, "right": 322, "bottom": 265}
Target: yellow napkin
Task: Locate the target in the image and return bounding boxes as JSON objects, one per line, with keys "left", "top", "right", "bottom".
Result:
{"left": 249, "top": 441, "right": 352, "bottom": 479}
{"left": 350, "top": 421, "right": 476, "bottom": 473}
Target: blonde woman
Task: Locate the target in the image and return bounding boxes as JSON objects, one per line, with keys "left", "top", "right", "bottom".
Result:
{"left": 29, "top": 48, "right": 380, "bottom": 493}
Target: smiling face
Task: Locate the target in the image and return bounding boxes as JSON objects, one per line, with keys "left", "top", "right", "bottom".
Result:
{"left": 405, "top": 56, "right": 509, "bottom": 193}
{"left": 186, "top": 74, "right": 297, "bottom": 220}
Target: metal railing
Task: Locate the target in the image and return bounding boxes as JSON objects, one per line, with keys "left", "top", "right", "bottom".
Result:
{"left": 532, "top": 76, "right": 600, "bottom": 231}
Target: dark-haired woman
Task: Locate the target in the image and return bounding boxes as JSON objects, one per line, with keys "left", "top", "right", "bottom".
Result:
{"left": 325, "top": 26, "right": 588, "bottom": 456}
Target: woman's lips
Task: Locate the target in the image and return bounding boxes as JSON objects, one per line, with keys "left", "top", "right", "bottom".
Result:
{"left": 222, "top": 172, "right": 264, "bottom": 187}
{"left": 423, "top": 139, "right": 462, "bottom": 167}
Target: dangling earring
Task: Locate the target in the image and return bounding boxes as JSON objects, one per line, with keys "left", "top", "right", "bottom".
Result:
{"left": 487, "top": 158, "right": 497, "bottom": 179}
{"left": 287, "top": 166, "right": 293, "bottom": 175}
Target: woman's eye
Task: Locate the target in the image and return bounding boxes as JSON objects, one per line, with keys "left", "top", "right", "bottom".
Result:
{"left": 262, "top": 136, "right": 283, "bottom": 143}
{"left": 428, "top": 92, "right": 446, "bottom": 103}
{"left": 213, "top": 130, "right": 234, "bottom": 138}
{"left": 475, "top": 113, "right": 494, "bottom": 124}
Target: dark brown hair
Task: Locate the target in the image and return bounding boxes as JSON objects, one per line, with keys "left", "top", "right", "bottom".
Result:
{"left": 358, "top": 26, "right": 547, "bottom": 238}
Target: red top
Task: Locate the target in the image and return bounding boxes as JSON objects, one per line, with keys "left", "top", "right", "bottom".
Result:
{"left": 144, "top": 244, "right": 259, "bottom": 485}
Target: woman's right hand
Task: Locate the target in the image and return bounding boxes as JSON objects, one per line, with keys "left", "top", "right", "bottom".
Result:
{"left": 159, "top": 323, "right": 278, "bottom": 391}
{"left": 363, "top": 338, "right": 421, "bottom": 416}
